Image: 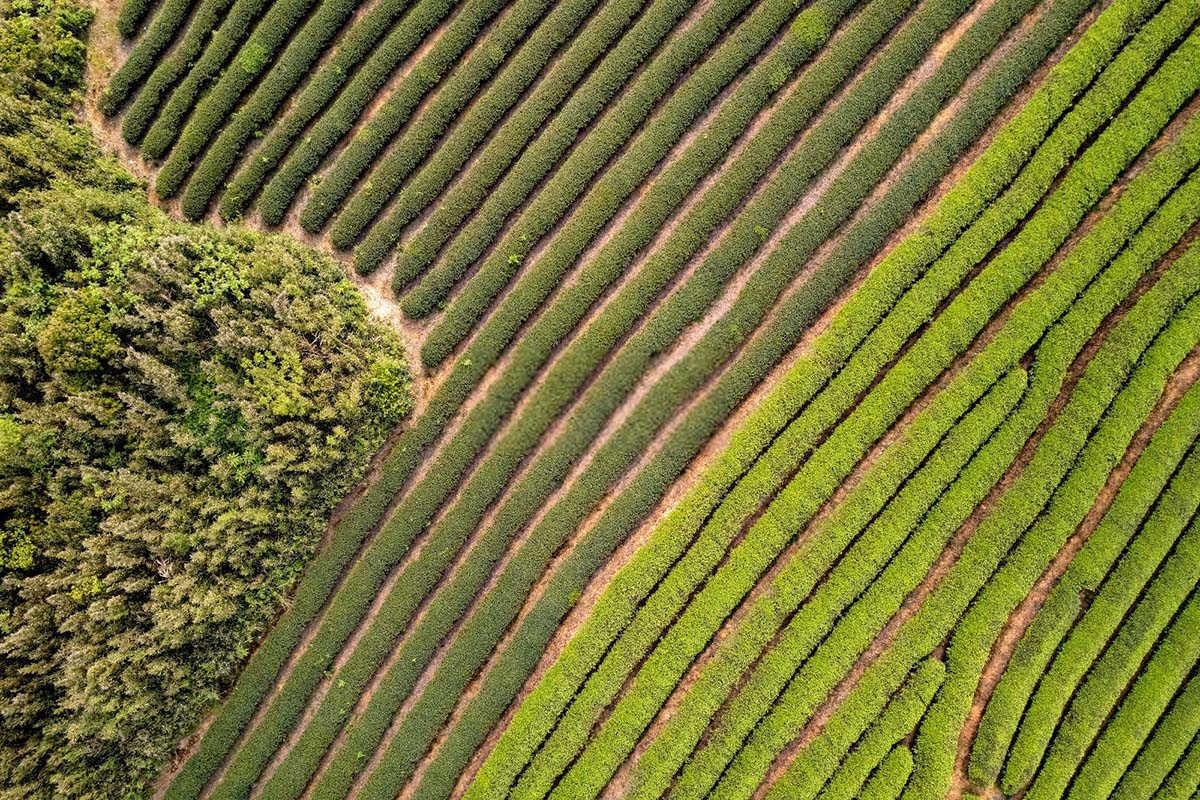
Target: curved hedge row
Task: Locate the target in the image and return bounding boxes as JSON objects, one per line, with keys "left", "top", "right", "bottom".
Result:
{"left": 323, "top": 0, "right": 654, "bottom": 257}
{"left": 664, "top": 57, "right": 1200, "bottom": 800}
{"left": 806, "top": 659, "right": 943, "bottom": 800}
{"left": 1011, "top": 453, "right": 1200, "bottom": 798}
{"left": 349, "top": 0, "right": 690, "bottom": 277}
{"left": 1067, "top": 588, "right": 1200, "bottom": 800}
{"left": 902, "top": 275, "right": 1200, "bottom": 800}
{"left": 1023, "top": 507, "right": 1200, "bottom": 800}
{"left": 116, "top": 0, "right": 240, "bottom": 144}
{"left": 1112, "top": 666, "right": 1200, "bottom": 800}
{"left": 417, "top": 5, "right": 1104, "bottom": 799}
{"left": 153, "top": 0, "right": 336, "bottom": 198}
{"left": 98, "top": 0, "right": 193, "bottom": 114}
{"left": 860, "top": 747, "right": 914, "bottom": 800}
{"left": 791, "top": 194, "right": 1200, "bottom": 800}
{"left": 296, "top": 0, "right": 571, "bottom": 232}
{"left": 221, "top": 0, "right": 449, "bottom": 222}
{"left": 138, "top": 0, "right": 275, "bottom": 159}
{"left": 177, "top": 0, "right": 376, "bottom": 218}
{"left": 970, "top": 367, "right": 1200, "bottom": 785}
{"left": 646, "top": 372, "right": 1022, "bottom": 800}
{"left": 464, "top": 0, "right": 1162, "bottom": 786}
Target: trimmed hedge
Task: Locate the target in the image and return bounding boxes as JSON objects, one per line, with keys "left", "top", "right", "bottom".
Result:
{"left": 153, "top": 0, "right": 336, "bottom": 199}
{"left": 253, "top": 0, "right": 507, "bottom": 226}
{"left": 1018, "top": 513, "right": 1200, "bottom": 800}
{"left": 176, "top": 0, "right": 375, "bottom": 218}
{"left": 393, "top": 0, "right": 848, "bottom": 315}
{"left": 352, "top": 0, "right": 780, "bottom": 292}
{"left": 708, "top": 75, "right": 1200, "bottom": 800}
{"left": 899, "top": 121, "right": 1200, "bottom": 800}
{"left": 465, "top": 0, "right": 1162, "bottom": 788}
{"left": 417, "top": 6, "right": 1108, "bottom": 800}
{"left": 115, "top": 0, "right": 152, "bottom": 38}
{"left": 301, "top": 0, "right": 607, "bottom": 236}
{"left": 138, "top": 0, "right": 274, "bottom": 159}
{"left": 860, "top": 746, "right": 914, "bottom": 800}
{"left": 1112, "top": 668, "right": 1200, "bottom": 800}
{"left": 1151, "top": 731, "right": 1200, "bottom": 800}
{"left": 297, "top": 0, "right": 570, "bottom": 232}
{"left": 1084, "top": 636, "right": 1200, "bottom": 800}
{"left": 219, "top": 0, "right": 445, "bottom": 221}
{"left": 970, "top": 363, "right": 1200, "bottom": 784}
{"left": 803, "top": 214, "right": 1200, "bottom": 800}
{"left": 545, "top": 369, "right": 1022, "bottom": 800}
{"left": 99, "top": 0, "right": 193, "bottom": 114}
{"left": 797, "top": 659, "right": 943, "bottom": 800}
{"left": 339, "top": 2, "right": 1072, "bottom": 795}
{"left": 1037, "top": 539, "right": 1200, "bottom": 800}
{"left": 348, "top": 0, "right": 690, "bottom": 275}
{"left": 116, "top": 0, "right": 239, "bottom": 144}
{"left": 213, "top": 0, "right": 418, "bottom": 220}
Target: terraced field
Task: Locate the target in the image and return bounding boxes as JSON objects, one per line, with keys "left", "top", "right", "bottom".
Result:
{"left": 88, "top": 0, "right": 1200, "bottom": 796}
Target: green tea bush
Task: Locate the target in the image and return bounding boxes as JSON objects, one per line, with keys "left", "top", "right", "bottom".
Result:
{"left": 252, "top": 0, "right": 502, "bottom": 226}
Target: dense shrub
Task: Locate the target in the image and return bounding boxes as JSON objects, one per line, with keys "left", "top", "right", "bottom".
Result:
{"left": 0, "top": 5, "right": 411, "bottom": 797}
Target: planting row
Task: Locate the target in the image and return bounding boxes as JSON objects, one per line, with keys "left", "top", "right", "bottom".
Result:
{"left": 356, "top": 0, "right": 700, "bottom": 281}
{"left": 780, "top": 168, "right": 1200, "bottom": 800}
{"left": 1111, "top": 661, "right": 1200, "bottom": 800}
{"left": 351, "top": 0, "right": 789, "bottom": 285}
{"left": 185, "top": 5, "right": 816, "bottom": 798}
{"left": 460, "top": 0, "right": 1142, "bottom": 786}
{"left": 376, "top": 0, "right": 1089, "bottom": 794}
{"left": 220, "top": 0, "right": 452, "bottom": 222}
{"left": 533, "top": 11, "right": 1187, "bottom": 799}
{"left": 970, "top": 334, "right": 1200, "bottom": 787}
{"left": 295, "top": 0, "right": 571, "bottom": 231}
{"left": 100, "top": 0, "right": 195, "bottom": 114}
{"left": 667, "top": 102, "right": 1200, "bottom": 800}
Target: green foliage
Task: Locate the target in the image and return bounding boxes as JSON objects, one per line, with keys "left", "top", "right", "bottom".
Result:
{"left": 298, "top": 0, "right": 587, "bottom": 237}
{"left": 137, "top": 0, "right": 275, "bottom": 160}
{"left": 249, "top": 0, "right": 484, "bottom": 227}
{"left": 99, "top": 0, "right": 194, "bottom": 115}
{"left": 0, "top": 3, "right": 412, "bottom": 796}
{"left": 177, "top": 0, "right": 369, "bottom": 219}
{"left": 216, "top": 0, "right": 423, "bottom": 221}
